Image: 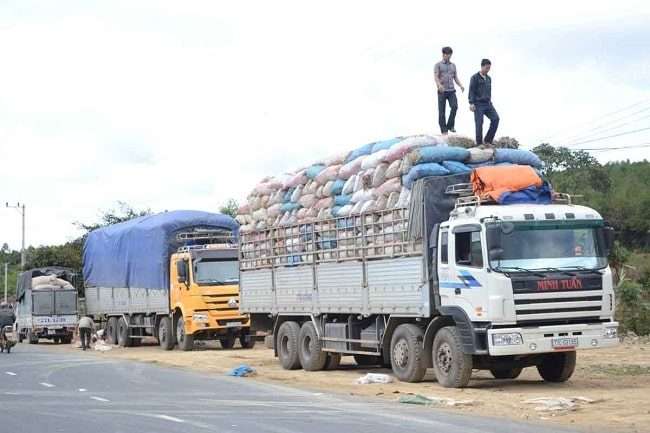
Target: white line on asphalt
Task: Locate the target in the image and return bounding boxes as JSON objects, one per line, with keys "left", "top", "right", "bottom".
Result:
{"left": 39, "top": 383, "right": 55, "bottom": 388}
{"left": 5, "top": 372, "right": 16, "bottom": 376}
{"left": 91, "top": 397, "right": 109, "bottom": 402}
{"left": 78, "top": 389, "right": 87, "bottom": 392}
{"left": 155, "top": 415, "right": 185, "bottom": 423}
{"left": 3, "top": 392, "right": 20, "bottom": 395}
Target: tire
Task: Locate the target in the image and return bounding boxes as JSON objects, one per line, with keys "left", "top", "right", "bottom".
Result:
{"left": 239, "top": 331, "right": 256, "bottom": 349}
{"left": 106, "top": 317, "right": 118, "bottom": 345}
{"left": 390, "top": 324, "right": 427, "bottom": 383}
{"left": 277, "top": 321, "right": 301, "bottom": 370}
{"left": 117, "top": 317, "right": 133, "bottom": 347}
{"left": 6, "top": 345, "right": 10, "bottom": 354}
{"left": 354, "top": 354, "right": 381, "bottom": 366}
{"left": 432, "top": 326, "right": 473, "bottom": 388}
{"left": 53, "top": 337, "right": 61, "bottom": 344}
{"left": 220, "top": 335, "right": 236, "bottom": 349}
{"left": 324, "top": 353, "right": 341, "bottom": 370}
{"left": 18, "top": 333, "right": 24, "bottom": 343}
{"left": 298, "top": 322, "right": 327, "bottom": 371}
{"left": 490, "top": 367, "right": 523, "bottom": 379}
{"left": 537, "top": 351, "right": 577, "bottom": 382}
{"left": 264, "top": 334, "right": 275, "bottom": 350}
{"left": 158, "top": 317, "right": 174, "bottom": 351}
{"left": 176, "top": 318, "right": 194, "bottom": 351}
{"left": 28, "top": 332, "right": 39, "bottom": 344}
{"left": 131, "top": 337, "right": 142, "bottom": 347}
{"left": 61, "top": 335, "right": 72, "bottom": 344}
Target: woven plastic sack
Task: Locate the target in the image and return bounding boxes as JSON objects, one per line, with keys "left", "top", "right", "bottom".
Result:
{"left": 387, "top": 191, "right": 400, "bottom": 208}
{"left": 249, "top": 196, "right": 262, "bottom": 211}
{"left": 494, "top": 149, "right": 542, "bottom": 167}
{"left": 339, "top": 155, "right": 367, "bottom": 179}
{"left": 334, "top": 194, "right": 352, "bottom": 206}
{"left": 360, "top": 200, "right": 375, "bottom": 214}
{"left": 403, "top": 163, "right": 450, "bottom": 188}
{"left": 298, "top": 194, "right": 318, "bottom": 208}
{"left": 331, "top": 179, "right": 345, "bottom": 196}
{"left": 347, "top": 142, "right": 374, "bottom": 161}
{"left": 303, "top": 180, "right": 318, "bottom": 195}
{"left": 396, "top": 187, "right": 411, "bottom": 208}
{"left": 371, "top": 163, "right": 388, "bottom": 187}
{"left": 235, "top": 215, "right": 247, "bottom": 225}
{"left": 281, "top": 202, "right": 301, "bottom": 213}
{"left": 318, "top": 208, "right": 333, "bottom": 219}
{"left": 351, "top": 188, "right": 370, "bottom": 204}
{"left": 371, "top": 137, "right": 403, "bottom": 153}
{"left": 306, "top": 165, "right": 326, "bottom": 180}
{"left": 337, "top": 204, "right": 353, "bottom": 217}
{"left": 290, "top": 185, "right": 304, "bottom": 203}
{"left": 318, "top": 151, "right": 350, "bottom": 166}
{"left": 283, "top": 188, "right": 295, "bottom": 203}
{"left": 375, "top": 178, "right": 402, "bottom": 197}
{"left": 410, "top": 146, "right": 470, "bottom": 164}
{"left": 385, "top": 159, "right": 401, "bottom": 179}
{"left": 252, "top": 208, "right": 268, "bottom": 222}
{"left": 270, "top": 190, "right": 285, "bottom": 204}
{"left": 267, "top": 204, "right": 282, "bottom": 218}
{"left": 442, "top": 160, "right": 472, "bottom": 174}
{"left": 237, "top": 203, "right": 250, "bottom": 214}
{"left": 331, "top": 206, "right": 342, "bottom": 217}
{"left": 315, "top": 165, "right": 340, "bottom": 185}
{"left": 315, "top": 185, "right": 324, "bottom": 198}
{"left": 342, "top": 175, "right": 363, "bottom": 195}
{"left": 351, "top": 201, "right": 363, "bottom": 215}
{"left": 375, "top": 196, "right": 388, "bottom": 211}
{"left": 314, "top": 197, "right": 334, "bottom": 210}
{"left": 285, "top": 170, "right": 307, "bottom": 188}
{"left": 322, "top": 181, "right": 334, "bottom": 197}
{"left": 466, "top": 147, "right": 495, "bottom": 163}
{"left": 361, "top": 149, "right": 388, "bottom": 170}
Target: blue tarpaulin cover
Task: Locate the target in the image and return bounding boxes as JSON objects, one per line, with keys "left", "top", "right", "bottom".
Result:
{"left": 83, "top": 210, "right": 238, "bottom": 290}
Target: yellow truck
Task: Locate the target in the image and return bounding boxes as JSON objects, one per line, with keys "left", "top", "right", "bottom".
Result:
{"left": 83, "top": 210, "right": 253, "bottom": 351}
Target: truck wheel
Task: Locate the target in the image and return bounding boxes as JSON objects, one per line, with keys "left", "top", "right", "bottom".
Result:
{"left": 324, "top": 353, "right": 341, "bottom": 370}
{"left": 61, "top": 335, "right": 72, "bottom": 344}
{"left": 390, "top": 324, "right": 426, "bottom": 383}
{"left": 158, "top": 317, "right": 174, "bottom": 351}
{"left": 53, "top": 337, "right": 61, "bottom": 344}
{"left": 537, "top": 351, "right": 576, "bottom": 382}
{"left": 264, "top": 334, "right": 275, "bottom": 350}
{"left": 117, "top": 317, "right": 133, "bottom": 347}
{"left": 239, "top": 331, "right": 256, "bottom": 349}
{"left": 432, "top": 326, "right": 473, "bottom": 388}
{"left": 354, "top": 354, "right": 381, "bottom": 366}
{"left": 176, "top": 319, "right": 194, "bottom": 351}
{"left": 298, "top": 321, "right": 327, "bottom": 371}
{"left": 106, "top": 317, "right": 118, "bottom": 345}
{"left": 490, "top": 367, "right": 523, "bottom": 379}
{"left": 28, "top": 332, "right": 39, "bottom": 344}
{"left": 220, "top": 335, "right": 236, "bottom": 349}
{"left": 18, "top": 333, "right": 23, "bottom": 343}
{"left": 277, "top": 321, "right": 301, "bottom": 370}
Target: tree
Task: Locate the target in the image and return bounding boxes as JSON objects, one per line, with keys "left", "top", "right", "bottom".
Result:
{"left": 219, "top": 199, "right": 239, "bottom": 218}
{"left": 75, "top": 201, "right": 152, "bottom": 233}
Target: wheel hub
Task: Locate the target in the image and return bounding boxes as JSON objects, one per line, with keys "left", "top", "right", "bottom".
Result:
{"left": 393, "top": 339, "right": 409, "bottom": 367}
{"left": 436, "top": 342, "right": 453, "bottom": 374}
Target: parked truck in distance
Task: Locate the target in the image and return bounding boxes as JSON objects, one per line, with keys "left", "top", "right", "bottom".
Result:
{"left": 15, "top": 267, "right": 79, "bottom": 344}
{"left": 240, "top": 173, "right": 619, "bottom": 387}
{"left": 83, "top": 210, "right": 253, "bottom": 351}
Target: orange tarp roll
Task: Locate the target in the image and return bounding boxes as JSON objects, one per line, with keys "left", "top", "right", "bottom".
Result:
{"left": 471, "top": 165, "right": 542, "bottom": 201}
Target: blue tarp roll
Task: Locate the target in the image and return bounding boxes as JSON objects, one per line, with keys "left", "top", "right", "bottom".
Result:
{"left": 83, "top": 210, "right": 238, "bottom": 290}
{"left": 415, "top": 146, "right": 470, "bottom": 164}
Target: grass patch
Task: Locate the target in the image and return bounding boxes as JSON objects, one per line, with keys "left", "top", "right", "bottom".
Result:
{"left": 588, "top": 363, "right": 650, "bottom": 376}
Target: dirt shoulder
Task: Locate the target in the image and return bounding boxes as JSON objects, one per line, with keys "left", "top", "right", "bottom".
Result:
{"left": 42, "top": 339, "right": 650, "bottom": 433}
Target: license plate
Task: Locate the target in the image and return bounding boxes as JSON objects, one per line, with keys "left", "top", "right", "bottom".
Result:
{"left": 226, "top": 321, "right": 242, "bottom": 328}
{"left": 551, "top": 337, "right": 578, "bottom": 348}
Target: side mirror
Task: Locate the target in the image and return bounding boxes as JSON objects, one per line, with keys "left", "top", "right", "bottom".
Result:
{"left": 489, "top": 248, "right": 504, "bottom": 262}
{"left": 486, "top": 226, "right": 501, "bottom": 250}
{"left": 176, "top": 261, "right": 187, "bottom": 284}
{"left": 603, "top": 227, "right": 614, "bottom": 253}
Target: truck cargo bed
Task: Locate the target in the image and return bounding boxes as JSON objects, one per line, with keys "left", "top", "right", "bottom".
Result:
{"left": 85, "top": 286, "right": 168, "bottom": 315}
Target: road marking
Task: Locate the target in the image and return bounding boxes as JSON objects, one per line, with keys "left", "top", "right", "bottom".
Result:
{"left": 5, "top": 372, "right": 16, "bottom": 376}
{"left": 78, "top": 388, "right": 87, "bottom": 392}
{"left": 39, "top": 383, "right": 55, "bottom": 388}
{"left": 3, "top": 392, "right": 20, "bottom": 395}
{"left": 155, "top": 415, "right": 185, "bottom": 423}
{"left": 91, "top": 396, "right": 109, "bottom": 402}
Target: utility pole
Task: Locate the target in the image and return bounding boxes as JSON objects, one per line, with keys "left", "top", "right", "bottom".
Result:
{"left": 6, "top": 202, "right": 26, "bottom": 270}
{"left": 3, "top": 263, "right": 7, "bottom": 303}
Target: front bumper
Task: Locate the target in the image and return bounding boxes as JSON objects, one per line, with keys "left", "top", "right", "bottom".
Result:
{"left": 488, "top": 322, "right": 619, "bottom": 356}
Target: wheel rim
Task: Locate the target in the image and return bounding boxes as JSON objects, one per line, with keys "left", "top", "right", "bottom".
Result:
{"left": 280, "top": 334, "right": 290, "bottom": 358}
{"left": 436, "top": 342, "right": 453, "bottom": 374}
{"left": 393, "top": 339, "right": 409, "bottom": 368}
{"left": 302, "top": 333, "right": 313, "bottom": 357}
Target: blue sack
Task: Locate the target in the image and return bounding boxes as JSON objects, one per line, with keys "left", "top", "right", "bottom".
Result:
{"left": 347, "top": 142, "right": 374, "bottom": 162}
{"left": 299, "top": 224, "right": 313, "bottom": 241}
{"left": 402, "top": 163, "right": 450, "bottom": 189}
{"left": 442, "top": 160, "right": 472, "bottom": 174}
{"left": 280, "top": 202, "right": 301, "bottom": 213}
{"left": 334, "top": 194, "right": 352, "bottom": 206}
{"left": 498, "top": 181, "right": 553, "bottom": 204}
{"left": 331, "top": 206, "right": 342, "bottom": 217}
{"left": 494, "top": 149, "right": 542, "bottom": 168}
{"left": 415, "top": 146, "right": 470, "bottom": 164}
{"left": 306, "top": 165, "right": 326, "bottom": 179}
{"left": 227, "top": 365, "right": 257, "bottom": 377}
{"left": 371, "top": 137, "right": 402, "bottom": 153}
{"left": 283, "top": 188, "right": 295, "bottom": 203}
{"left": 330, "top": 179, "right": 346, "bottom": 196}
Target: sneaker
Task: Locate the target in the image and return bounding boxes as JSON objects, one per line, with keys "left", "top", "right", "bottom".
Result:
{"left": 449, "top": 128, "right": 456, "bottom": 133}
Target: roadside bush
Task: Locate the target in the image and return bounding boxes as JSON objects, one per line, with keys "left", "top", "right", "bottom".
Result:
{"left": 616, "top": 280, "right": 650, "bottom": 336}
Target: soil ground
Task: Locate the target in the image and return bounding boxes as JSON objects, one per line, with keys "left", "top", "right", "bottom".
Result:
{"left": 39, "top": 337, "right": 650, "bottom": 433}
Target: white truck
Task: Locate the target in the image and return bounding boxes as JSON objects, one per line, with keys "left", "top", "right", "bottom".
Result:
{"left": 15, "top": 267, "right": 79, "bottom": 344}
{"left": 239, "top": 173, "right": 619, "bottom": 387}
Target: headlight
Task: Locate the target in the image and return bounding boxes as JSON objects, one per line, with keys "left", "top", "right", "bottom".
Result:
{"left": 492, "top": 333, "right": 523, "bottom": 346}
{"left": 603, "top": 326, "right": 618, "bottom": 339}
{"left": 193, "top": 314, "right": 209, "bottom": 321}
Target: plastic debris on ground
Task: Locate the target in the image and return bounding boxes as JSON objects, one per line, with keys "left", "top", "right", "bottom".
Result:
{"left": 522, "top": 396, "right": 599, "bottom": 412}
{"left": 93, "top": 341, "right": 113, "bottom": 351}
{"left": 354, "top": 373, "right": 394, "bottom": 384}
{"left": 398, "top": 394, "right": 478, "bottom": 407}
{"left": 227, "top": 365, "right": 257, "bottom": 377}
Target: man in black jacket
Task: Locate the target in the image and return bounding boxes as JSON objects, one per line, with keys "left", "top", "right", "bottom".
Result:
{"left": 468, "top": 59, "right": 499, "bottom": 145}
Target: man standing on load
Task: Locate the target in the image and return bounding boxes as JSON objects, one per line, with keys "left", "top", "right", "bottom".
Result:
{"left": 469, "top": 58, "right": 500, "bottom": 145}
{"left": 434, "top": 46, "right": 464, "bottom": 135}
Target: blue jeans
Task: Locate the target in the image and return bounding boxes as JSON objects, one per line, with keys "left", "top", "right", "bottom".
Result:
{"left": 474, "top": 102, "right": 499, "bottom": 144}
{"left": 438, "top": 91, "right": 458, "bottom": 133}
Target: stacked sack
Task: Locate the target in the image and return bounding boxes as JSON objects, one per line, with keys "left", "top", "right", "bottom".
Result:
{"left": 237, "top": 134, "right": 542, "bottom": 233}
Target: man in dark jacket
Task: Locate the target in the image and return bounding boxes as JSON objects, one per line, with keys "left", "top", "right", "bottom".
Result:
{"left": 468, "top": 59, "right": 499, "bottom": 145}
{"left": 0, "top": 302, "right": 16, "bottom": 341}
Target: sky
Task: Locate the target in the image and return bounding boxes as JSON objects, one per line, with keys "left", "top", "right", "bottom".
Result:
{"left": 0, "top": 0, "right": 649, "bottom": 252}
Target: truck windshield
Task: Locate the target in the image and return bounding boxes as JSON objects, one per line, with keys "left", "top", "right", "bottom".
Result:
{"left": 194, "top": 259, "right": 239, "bottom": 285}
{"left": 55, "top": 290, "right": 77, "bottom": 315}
{"left": 33, "top": 291, "right": 54, "bottom": 316}
{"left": 489, "top": 222, "right": 608, "bottom": 272}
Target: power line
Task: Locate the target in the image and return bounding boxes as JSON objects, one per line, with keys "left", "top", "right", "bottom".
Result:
{"left": 559, "top": 127, "right": 650, "bottom": 147}
{"left": 554, "top": 108, "right": 650, "bottom": 147}
{"left": 574, "top": 142, "right": 650, "bottom": 152}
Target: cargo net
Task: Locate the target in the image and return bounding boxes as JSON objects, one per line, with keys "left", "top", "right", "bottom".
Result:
{"left": 240, "top": 208, "right": 422, "bottom": 270}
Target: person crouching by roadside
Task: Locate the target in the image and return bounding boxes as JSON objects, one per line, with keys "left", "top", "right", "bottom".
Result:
{"left": 77, "top": 315, "right": 95, "bottom": 351}
{"left": 468, "top": 58, "right": 499, "bottom": 146}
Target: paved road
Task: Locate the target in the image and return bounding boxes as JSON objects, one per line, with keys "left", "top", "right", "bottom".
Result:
{"left": 0, "top": 345, "right": 576, "bottom": 433}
